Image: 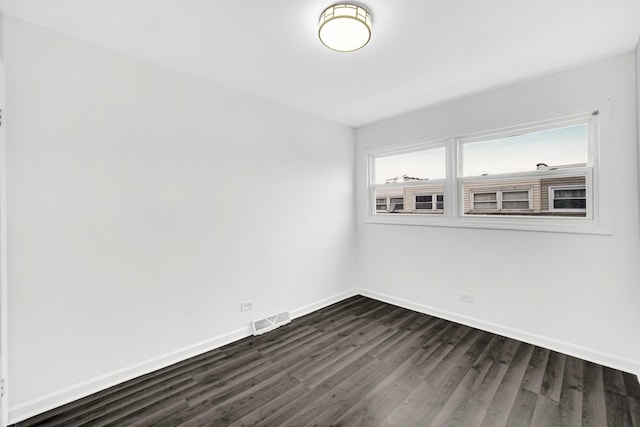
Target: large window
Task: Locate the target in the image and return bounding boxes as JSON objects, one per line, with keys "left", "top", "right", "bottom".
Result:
{"left": 367, "top": 109, "right": 605, "bottom": 233}
{"left": 459, "top": 121, "right": 589, "bottom": 218}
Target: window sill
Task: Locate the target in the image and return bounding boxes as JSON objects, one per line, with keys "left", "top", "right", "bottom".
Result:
{"left": 364, "top": 214, "right": 612, "bottom": 235}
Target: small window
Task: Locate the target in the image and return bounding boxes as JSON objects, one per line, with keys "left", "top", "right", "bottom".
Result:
{"left": 375, "top": 196, "right": 404, "bottom": 213}
{"left": 389, "top": 197, "right": 404, "bottom": 212}
{"left": 415, "top": 195, "right": 433, "bottom": 210}
{"left": 415, "top": 194, "right": 444, "bottom": 211}
{"left": 472, "top": 192, "right": 498, "bottom": 210}
{"left": 470, "top": 189, "right": 531, "bottom": 213}
{"left": 370, "top": 143, "right": 446, "bottom": 216}
{"left": 502, "top": 191, "right": 530, "bottom": 210}
{"left": 550, "top": 186, "right": 586, "bottom": 211}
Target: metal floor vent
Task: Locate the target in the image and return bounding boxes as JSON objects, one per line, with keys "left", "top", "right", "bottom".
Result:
{"left": 252, "top": 311, "right": 291, "bottom": 335}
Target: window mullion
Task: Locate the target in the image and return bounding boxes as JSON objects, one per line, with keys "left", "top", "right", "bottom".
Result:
{"left": 448, "top": 137, "right": 459, "bottom": 220}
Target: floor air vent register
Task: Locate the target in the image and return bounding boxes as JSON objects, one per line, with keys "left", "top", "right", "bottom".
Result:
{"left": 252, "top": 311, "right": 291, "bottom": 335}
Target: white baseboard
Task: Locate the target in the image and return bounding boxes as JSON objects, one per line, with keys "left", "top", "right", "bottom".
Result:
{"left": 358, "top": 288, "right": 640, "bottom": 376}
{"left": 290, "top": 288, "right": 359, "bottom": 320}
{"left": 9, "top": 325, "right": 252, "bottom": 424}
{"left": 8, "top": 289, "right": 359, "bottom": 424}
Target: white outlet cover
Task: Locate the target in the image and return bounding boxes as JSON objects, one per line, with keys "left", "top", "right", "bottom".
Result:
{"left": 459, "top": 293, "right": 474, "bottom": 303}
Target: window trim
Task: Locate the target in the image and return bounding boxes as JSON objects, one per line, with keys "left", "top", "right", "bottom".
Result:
{"left": 364, "top": 104, "right": 610, "bottom": 235}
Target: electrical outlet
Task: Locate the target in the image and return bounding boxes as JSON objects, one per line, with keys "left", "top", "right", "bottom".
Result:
{"left": 459, "top": 292, "right": 474, "bottom": 304}
{"left": 240, "top": 301, "right": 253, "bottom": 312}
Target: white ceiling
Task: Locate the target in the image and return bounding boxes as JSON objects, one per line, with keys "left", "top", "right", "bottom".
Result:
{"left": 2, "top": 0, "right": 639, "bottom": 127}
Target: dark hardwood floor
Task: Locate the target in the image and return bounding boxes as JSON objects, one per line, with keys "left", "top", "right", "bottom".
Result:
{"left": 13, "top": 296, "right": 640, "bottom": 426}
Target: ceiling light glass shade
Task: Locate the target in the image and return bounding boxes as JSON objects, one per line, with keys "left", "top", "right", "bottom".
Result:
{"left": 318, "top": 4, "right": 372, "bottom": 52}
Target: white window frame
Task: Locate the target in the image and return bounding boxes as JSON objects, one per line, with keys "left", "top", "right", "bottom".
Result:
{"left": 548, "top": 185, "right": 587, "bottom": 213}
{"left": 365, "top": 104, "right": 610, "bottom": 235}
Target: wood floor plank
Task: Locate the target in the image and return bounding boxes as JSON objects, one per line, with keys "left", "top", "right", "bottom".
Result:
{"left": 398, "top": 330, "right": 494, "bottom": 426}
{"left": 530, "top": 393, "right": 560, "bottom": 426}
{"left": 329, "top": 317, "right": 452, "bottom": 426}
{"left": 540, "top": 350, "right": 566, "bottom": 402}
{"left": 557, "top": 356, "right": 583, "bottom": 427}
{"left": 623, "top": 372, "right": 640, "bottom": 400}
{"left": 437, "top": 336, "right": 521, "bottom": 427}
{"left": 13, "top": 297, "right": 640, "bottom": 427}
{"left": 479, "top": 341, "right": 535, "bottom": 427}
{"left": 627, "top": 396, "right": 640, "bottom": 427}
{"left": 330, "top": 358, "right": 424, "bottom": 427}
{"left": 251, "top": 354, "right": 377, "bottom": 427}
{"left": 144, "top": 400, "right": 215, "bottom": 427}
{"left": 177, "top": 372, "right": 299, "bottom": 427}
{"left": 603, "top": 367, "right": 634, "bottom": 427}
{"left": 604, "top": 394, "right": 634, "bottom": 427}
{"left": 64, "top": 375, "right": 195, "bottom": 426}
{"left": 226, "top": 381, "right": 311, "bottom": 427}
{"left": 604, "top": 366, "right": 629, "bottom": 396}
{"left": 428, "top": 335, "right": 508, "bottom": 427}
{"left": 421, "top": 326, "right": 481, "bottom": 386}
{"left": 282, "top": 356, "right": 386, "bottom": 426}
{"left": 293, "top": 324, "right": 397, "bottom": 388}
{"left": 582, "top": 361, "right": 608, "bottom": 427}
{"left": 505, "top": 387, "right": 538, "bottom": 427}
{"left": 303, "top": 335, "right": 429, "bottom": 427}
{"left": 521, "top": 345, "right": 550, "bottom": 394}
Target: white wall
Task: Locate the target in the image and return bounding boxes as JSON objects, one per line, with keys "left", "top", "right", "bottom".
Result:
{"left": 356, "top": 54, "right": 640, "bottom": 374}
{"left": 637, "top": 39, "right": 640, "bottom": 232}
{"left": 5, "top": 18, "right": 355, "bottom": 418}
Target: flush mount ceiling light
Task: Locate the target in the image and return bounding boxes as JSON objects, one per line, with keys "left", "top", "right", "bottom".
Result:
{"left": 318, "top": 3, "right": 372, "bottom": 52}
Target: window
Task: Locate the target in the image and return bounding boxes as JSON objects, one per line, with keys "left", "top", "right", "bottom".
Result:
{"left": 550, "top": 186, "right": 586, "bottom": 212}
{"left": 472, "top": 192, "right": 497, "bottom": 210}
{"left": 375, "top": 196, "right": 404, "bottom": 213}
{"left": 470, "top": 189, "right": 531, "bottom": 213}
{"left": 501, "top": 191, "right": 530, "bottom": 210}
{"left": 366, "top": 108, "right": 607, "bottom": 233}
{"left": 389, "top": 197, "right": 404, "bottom": 212}
{"left": 371, "top": 142, "right": 446, "bottom": 215}
{"left": 459, "top": 117, "right": 592, "bottom": 219}
{"left": 415, "top": 194, "right": 444, "bottom": 211}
